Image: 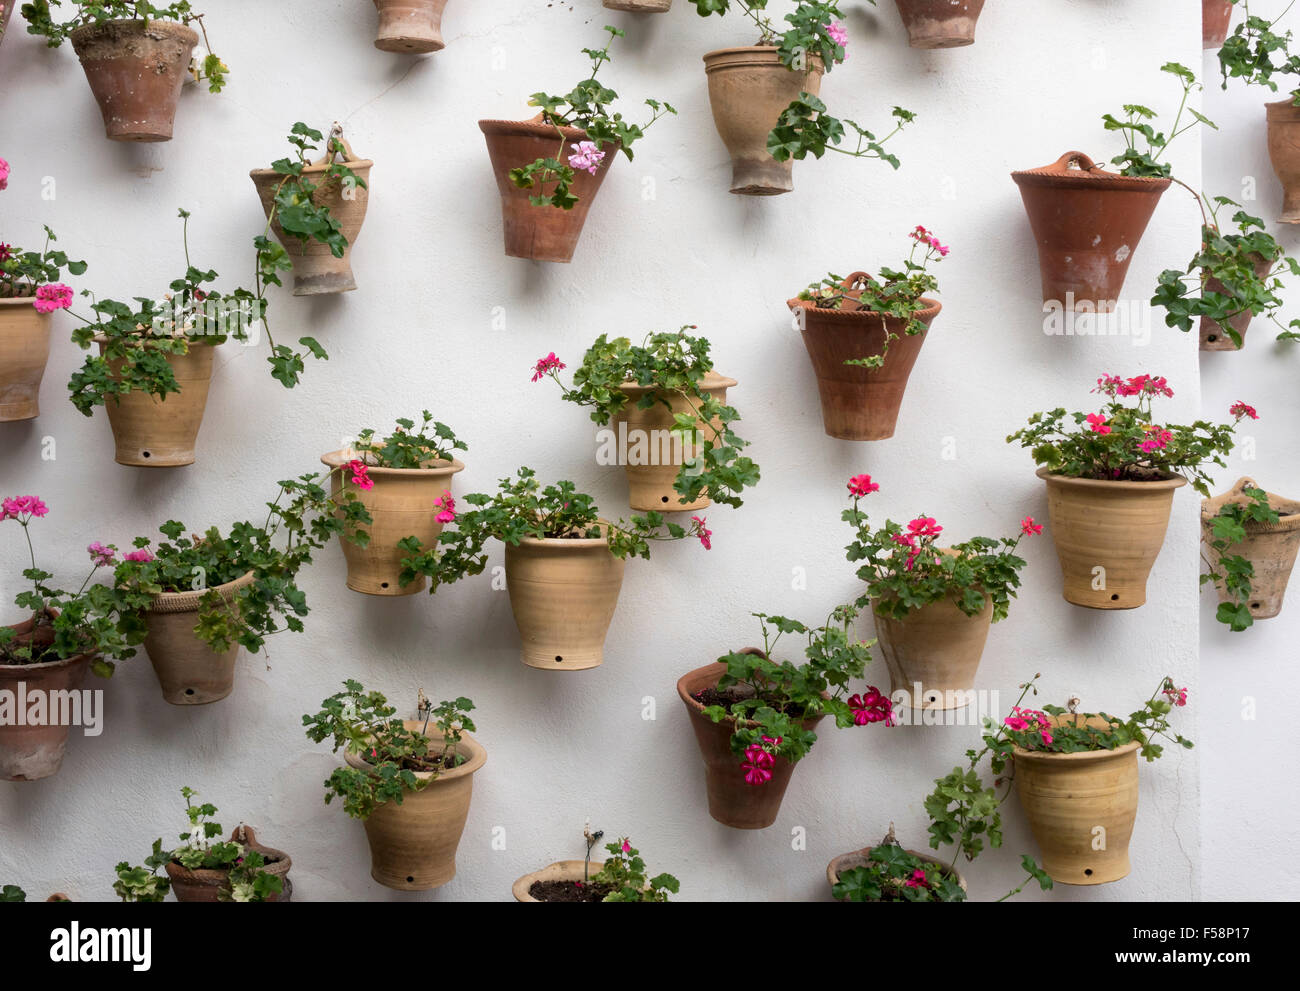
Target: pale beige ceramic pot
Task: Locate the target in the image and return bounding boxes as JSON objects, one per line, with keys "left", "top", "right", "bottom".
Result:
{"left": 0, "top": 299, "right": 52, "bottom": 422}
{"left": 98, "top": 338, "right": 216, "bottom": 467}
{"left": 143, "top": 571, "right": 255, "bottom": 705}
{"left": 1201, "top": 476, "right": 1300, "bottom": 619}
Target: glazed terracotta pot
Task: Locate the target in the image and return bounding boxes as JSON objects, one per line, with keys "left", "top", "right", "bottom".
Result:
{"left": 1199, "top": 252, "right": 1273, "bottom": 350}
{"left": 478, "top": 115, "right": 616, "bottom": 262}
{"left": 0, "top": 298, "right": 52, "bottom": 422}
{"left": 512, "top": 860, "right": 603, "bottom": 902}
{"left": 894, "top": 0, "right": 986, "bottom": 49}
{"left": 827, "top": 844, "right": 967, "bottom": 900}
{"left": 677, "top": 656, "right": 825, "bottom": 829}
{"left": 320, "top": 450, "right": 465, "bottom": 596}
{"left": 69, "top": 19, "right": 197, "bottom": 142}
{"left": 1202, "top": 476, "right": 1300, "bottom": 620}
{"left": 0, "top": 612, "right": 96, "bottom": 782}
{"left": 790, "top": 280, "right": 940, "bottom": 440}
{"left": 703, "top": 47, "right": 824, "bottom": 195}
{"left": 1038, "top": 468, "right": 1186, "bottom": 610}
{"left": 873, "top": 594, "right": 991, "bottom": 710}
{"left": 1266, "top": 100, "right": 1300, "bottom": 224}
{"left": 1203, "top": 0, "right": 1234, "bottom": 50}
{"left": 344, "top": 726, "right": 486, "bottom": 890}
{"left": 1012, "top": 151, "right": 1170, "bottom": 312}
{"left": 142, "top": 571, "right": 255, "bottom": 705}
{"left": 1014, "top": 715, "right": 1140, "bottom": 885}
{"left": 98, "top": 338, "right": 215, "bottom": 467}
{"left": 372, "top": 0, "right": 448, "bottom": 53}
{"left": 604, "top": 0, "right": 672, "bottom": 10}
{"left": 165, "top": 827, "right": 292, "bottom": 902}
{"left": 615, "top": 371, "right": 737, "bottom": 511}
{"left": 250, "top": 137, "right": 373, "bottom": 294}
{"left": 504, "top": 530, "right": 626, "bottom": 670}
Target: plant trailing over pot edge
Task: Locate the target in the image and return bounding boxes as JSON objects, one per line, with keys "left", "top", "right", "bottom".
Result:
{"left": 828, "top": 824, "right": 968, "bottom": 902}
{"left": 1202, "top": 473, "right": 1300, "bottom": 629}
{"left": 516, "top": 824, "right": 680, "bottom": 902}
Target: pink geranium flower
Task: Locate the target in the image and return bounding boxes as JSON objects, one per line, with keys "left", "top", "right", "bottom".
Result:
{"left": 1020, "top": 516, "right": 1043, "bottom": 536}
{"left": 33, "top": 283, "right": 73, "bottom": 314}
{"left": 346, "top": 459, "right": 374, "bottom": 491}
{"left": 1, "top": 495, "right": 49, "bottom": 521}
{"left": 849, "top": 689, "right": 894, "bottom": 726}
{"left": 905, "top": 868, "right": 930, "bottom": 889}
{"left": 123, "top": 548, "right": 154, "bottom": 563}
{"left": 1139, "top": 428, "right": 1173, "bottom": 454}
{"left": 0, "top": 157, "right": 9, "bottom": 191}
{"left": 434, "top": 491, "right": 455, "bottom": 524}
{"left": 1229, "top": 401, "right": 1258, "bottom": 421}
{"left": 87, "top": 542, "right": 116, "bottom": 567}
{"left": 621, "top": 838, "right": 632, "bottom": 854}
{"left": 1085, "top": 413, "right": 1111, "bottom": 435}
{"left": 907, "top": 517, "right": 942, "bottom": 539}
{"left": 568, "top": 141, "right": 606, "bottom": 176}
{"left": 826, "top": 20, "right": 848, "bottom": 55}
{"left": 691, "top": 515, "right": 712, "bottom": 550}
{"left": 531, "top": 352, "right": 566, "bottom": 382}
{"left": 847, "top": 474, "right": 879, "bottom": 498}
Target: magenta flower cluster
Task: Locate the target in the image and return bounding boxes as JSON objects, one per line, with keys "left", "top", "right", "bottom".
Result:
{"left": 0, "top": 495, "right": 49, "bottom": 521}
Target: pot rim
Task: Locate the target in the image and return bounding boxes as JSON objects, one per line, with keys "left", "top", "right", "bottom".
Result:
{"left": 69, "top": 17, "right": 198, "bottom": 42}
{"left": 320, "top": 450, "right": 465, "bottom": 477}
{"left": 702, "top": 45, "right": 825, "bottom": 69}
{"left": 164, "top": 832, "right": 293, "bottom": 884}
{"left": 1011, "top": 713, "right": 1142, "bottom": 762}
{"left": 249, "top": 159, "right": 374, "bottom": 182}
{"left": 0, "top": 297, "right": 46, "bottom": 310}
{"left": 619, "top": 369, "right": 738, "bottom": 394}
{"left": 91, "top": 333, "right": 220, "bottom": 349}
{"left": 505, "top": 521, "right": 617, "bottom": 550}
{"left": 147, "top": 570, "right": 256, "bottom": 614}
{"left": 343, "top": 725, "right": 487, "bottom": 782}
{"left": 1, "top": 611, "right": 98, "bottom": 674}
{"left": 477, "top": 115, "right": 591, "bottom": 142}
{"left": 788, "top": 295, "right": 942, "bottom": 322}
{"left": 1011, "top": 150, "right": 1172, "bottom": 191}
{"left": 676, "top": 659, "right": 827, "bottom": 727}
{"left": 1035, "top": 465, "right": 1188, "bottom": 491}
{"left": 1265, "top": 96, "right": 1300, "bottom": 116}
{"left": 826, "top": 844, "right": 969, "bottom": 893}
{"left": 512, "top": 859, "right": 605, "bottom": 901}
{"left": 1201, "top": 476, "right": 1300, "bottom": 530}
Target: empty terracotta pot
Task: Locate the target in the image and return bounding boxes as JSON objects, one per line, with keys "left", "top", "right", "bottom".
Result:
{"left": 0, "top": 613, "right": 95, "bottom": 782}
{"left": 615, "top": 370, "right": 737, "bottom": 511}
{"left": 1266, "top": 100, "right": 1300, "bottom": 224}
{"left": 504, "top": 531, "right": 626, "bottom": 670}
{"left": 703, "top": 47, "right": 824, "bottom": 196}
{"left": 512, "top": 860, "right": 602, "bottom": 902}
{"left": 873, "top": 594, "right": 991, "bottom": 710}
{"left": 604, "top": 0, "right": 671, "bottom": 10}
{"left": 1203, "top": 0, "right": 1234, "bottom": 50}
{"left": 894, "top": 0, "right": 986, "bottom": 49}
{"left": 320, "top": 449, "right": 465, "bottom": 596}
{"left": 1038, "top": 468, "right": 1186, "bottom": 610}
{"left": 344, "top": 726, "right": 487, "bottom": 890}
{"left": 372, "top": 0, "right": 448, "bottom": 53}
{"left": 69, "top": 19, "right": 197, "bottom": 142}
{"left": 98, "top": 338, "right": 215, "bottom": 467}
{"left": 250, "top": 137, "right": 372, "bottom": 294}
{"left": 677, "top": 658, "right": 825, "bottom": 829}
{"left": 1014, "top": 715, "right": 1140, "bottom": 885}
{"left": 1012, "top": 151, "right": 1170, "bottom": 312}
{"left": 790, "top": 282, "right": 940, "bottom": 441}
{"left": 479, "top": 115, "right": 616, "bottom": 263}
{"left": 165, "top": 827, "right": 292, "bottom": 902}
{"left": 1200, "top": 252, "right": 1273, "bottom": 350}
{"left": 826, "top": 844, "right": 967, "bottom": 899}
{"left": 0, "top": 298, "right": 52, "bottom": 422}
{"left": 1202, "top": 476, "right": 1300, "bottom": 620}
{"left": 142, "top": 571, "right": 255, "bottom": 705}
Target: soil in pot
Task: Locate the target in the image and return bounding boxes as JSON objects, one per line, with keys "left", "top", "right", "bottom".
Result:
{"left": 1199, "top": 252, "right": 1273, "bottom": 350}
{"left": 873, "top": 593, "right": 991, "bottom": 711}
{"left": 1202, "top": 477, "right": 1300, "bottom": 619}
{"left": 512, "top": 860, "right": 609, "bottom": 901}
{"left": 372, "top": 0, "right": 449, "bottom": 53}
{"left": 894, "top": 0, "right": 986, "bottom": 49}
{"left": 165, "top": 827, "right": 292, "bottom": 902}
{"left": 98, "top": 338, "right": 216, "bottom": 467}
{"left": 143, "top": 572, "right": 255, "bottom": 705}
{"left": 0, "top": 298, "right": 52, "bottom": 422}
{"left": 1266, "top": 100, "right": 1300, "bottom": 224}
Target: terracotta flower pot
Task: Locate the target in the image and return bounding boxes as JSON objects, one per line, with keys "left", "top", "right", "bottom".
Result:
{"left": 604, "top": 0, "right": 672, "bottom": 10}
{"left": 615, "top": 371, "right": 737, "bottom": 511}
{"left": 1203, "top": 0, "right": 1234, "bottom": 50}
{"left": 1038, "top": 468, "right": 1186, "bottom": 610}
{"left": 0, "top": 4, "right": 13, "bottom": 47}
{"left": 872, "top": 594, "right": 991, "bottom": 710}
{"left": 249, "top": 138, "right": 373, "bottom": 295}
{"left": 98, "top": 338, "right": 215, "bottom": 467}
{"left": 894, "top": 0, "right": 986, "bottom": 49}
{"left": 0, "top": 613, "right": 96, "bottom": 782}
{"left": 164, "top": 827, "right": 292, "bottom": 902}
{"left": 1014, "top": 715, "right": 1140, "bottom": 885}
{"left": 0, "top": 298, "right": 52, "bottom": 422}
{"left": 826, "top": 844, "right": 968, "bottom": 900}
{"left": 676, "top": 658, "right": 825, "bottom": 829}
{"left": 1199, "top": 252, "right": 1273, "bottom": 350}
{"left": 512, "top": 860, "right": 602, "bottom": 902}
{"left": 69, "top": 19, "right": 197, "bottom": 142}
{"left": 478, "top": 116, "right": 616, "bottom": 263}
{"left": 504, "top": 530, "right": 626, "bottom": 670}
{"left": 142, "top": 572, "right": 255, "bottom": 705}
{"left": 789, "top": 283, "right": 941, "bottom": 441}
{"left": 1266, "top": 100, "right": 1300, "bottom": 224}
{"left": 1202, "top": 476, "right": 1300, "bottom": 620}
{"left": 372, "top": 0, "right": 448, "bottom": 53}
{"left": 703, "top": 47, "right": 824, "bottom": 196}
{"left": 343, "top": 726, "right": 487, "bottom": 890}
{"left": 320, "top": 450, "right": 465, "bottom": 596}
{"left": 1012, "top": 151, "right": 1170, "bottom": 312}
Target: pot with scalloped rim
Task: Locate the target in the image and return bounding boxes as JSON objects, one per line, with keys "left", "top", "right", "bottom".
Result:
{"left": 0, "top": 298, "right": 53, "bottom": 422}
{"left": 827, "top": 844, "right": 968, "bottom": 900}
{"left": 165, "top": 827, "right": 293, "bottom": 902}
{"left": 894, "top": 0, "right": 986, "bottom": 49}
{"left": 142, "top": 571, "right": 256, "bottom": 705}
{"left": 372, "top": 0, "right": 449, "bottom": 53}
{"left": 1202, "top": 476, "right": 1300, "bottom": 620}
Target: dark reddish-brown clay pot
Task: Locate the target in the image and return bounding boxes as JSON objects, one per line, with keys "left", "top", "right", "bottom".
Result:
{"left": 1012, "top": 151, "right": 1169, "bottom": 312}
{"left": 479, "top": 115, "right": 616, "bottom": 263}
{"left": 1203, "top": 0, "right": 1234, "bottom": 50}
{"left": 372, "top": 0, "right": 448, "bottom": 53}
{"left": 677, "top": 657, "right": 825, "bottom": 830}
{"left": 164, "top": 827, "right": 292, "bottom": 902}
{"left": 1266, "top": 100, "right": 1300, "bottom": 224}
{"left": 894, "top": 0, "right": 986, "bottom": 49}
{"left": 789, "top": 276, "right": 940, "bottom": 441}
{"left": 69, "top": 19, "right": 198, "bottom": 142}
{"left": 1200, "top": 252, "right": 1274, "bottom": 350}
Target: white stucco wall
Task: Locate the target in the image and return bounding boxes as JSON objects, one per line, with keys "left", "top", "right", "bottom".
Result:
{"left": 0, "top": 0, "right": 1256, "bottom": 902}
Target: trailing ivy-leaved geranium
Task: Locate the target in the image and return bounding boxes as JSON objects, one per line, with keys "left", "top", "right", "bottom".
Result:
{"left": 1201, "top": 479, "right": 1280, "bottom": 631}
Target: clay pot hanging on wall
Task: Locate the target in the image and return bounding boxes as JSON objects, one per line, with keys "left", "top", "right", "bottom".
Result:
{"left": 1200, "top": 252, "right": 1273, "bottom": 350}
{"left": 142, "top": 572, "right": 255, "bottom": 705}
{"left": 1012, "top": 151, "right": 1169, "bottom": 312}
{"left": 0, "top": 298, "right": 52, "bottom": 422}
{"left": 1037, "top": 468, "right": 1186, "bottom": 610}
{"left": 320, "top": 450, "right": 465, "bottom": 596}
{"left": 604, "top": 0, "right": 672, "bottom": 11}
{"left": 1266, "top": 100, "right": 1300, "bottom": 224}
{"left": 1014, "top": 715, "right": 1140, "bottom": 885}
{"left": 872, "top": 594, "right": 991, "bottom": 711}
{"left": 371, "top": 0, "right": 449, "bottom": 53}
{"left": 894, "top": 0, "right": 986, "bottom": 49}
{"left": 615, "top": 371, "right": 737, "bottom": 511}
{"left": 250, "top": 138, "right": 373, "bottom": 294}
{"left": 1202, "top": 477, "right": 1300, "bottom": 620}
{"left": 69, "top": 19, "right": 198, "bottom": 142}
{"left": 790, "top": 282, "right": 940, "bottom": 441}
{"left": 504, "top": 531, "right": 626, "bottom": 670}
{"left": 165, "top": 827, "right": 293, "bottom": 902}
{"left": 1203, "top": 0, "right": 1234, "bottom": 50}
{"left": 512, "top": 860, "right": 601, "bottom": 902}
{"left": 344, "top": 725, "right": 486, "bottom": 890}
{"left": 99, "top": 339, "right": 216, "bottom": 467}
{"left": 703, "top": 47, "right": 824, "bottom": 196}
{"left": 826, "top": 842, "right": 968, "bottom": 900}
{"left": 478, "top": 115, "right": 616, "bottom": 263}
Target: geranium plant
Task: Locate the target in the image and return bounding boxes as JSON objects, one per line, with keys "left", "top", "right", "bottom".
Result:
{"left": 535, "top": 329, "right": 759, "bottom": 508}
{"left": 509, "top": 26, "right": 675, "bottom": 209}
{"left": 0, "top": 222, "right": 85, "bottom": 310}
{"left": 832, "top": 842, "right": 967, "bottom": 903}
{"left": 1202, "top": 480, "right": 1280, "bottom": 631}
{"left": 1007, "top": 373, "right": 1252, "bottom": 497}
{"left": 590, "top": 836, "right": 680, "bottom": 903}
{"left": 1218, "top": 0, "right": 1300, "bottom": 102}
{"left": 1102, "top": 62, "right": 1216, "bottom": 179}
{"left": 347, "top": 410, "right": 466, "bottom": 470}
